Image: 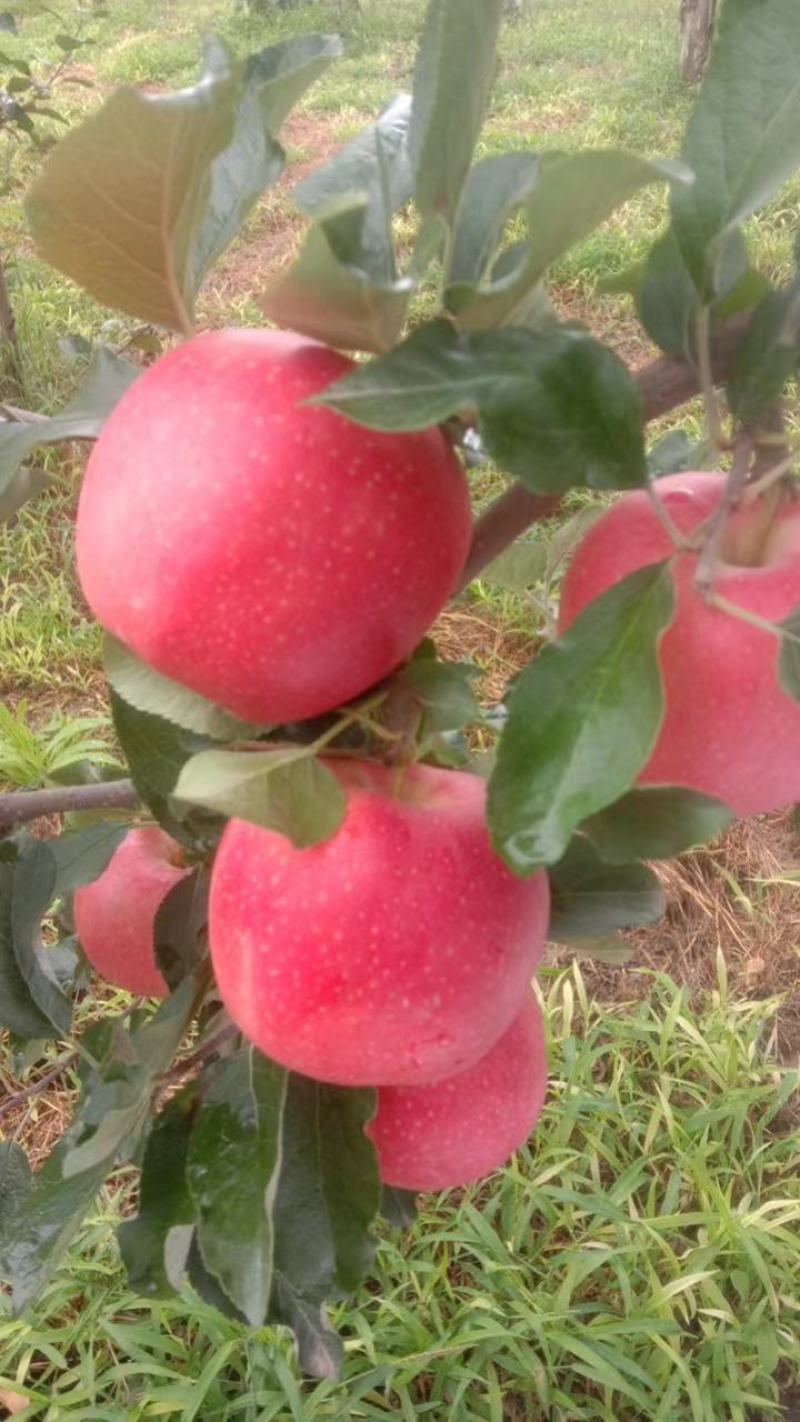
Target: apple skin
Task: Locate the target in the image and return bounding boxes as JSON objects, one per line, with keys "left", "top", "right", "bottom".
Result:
{"left": 208, "top": 762, "right": 550, "bottom": 1087}
{"left": 76, "top": 328, "right": 472, "bottom": 725}
{"left": 558, "top": 471, "right": 800, "bottom": 817}
{"left": 74, "top": 827, "right": 190, "bottom": 998}
{"left": 366, "top": 994, "right": 547, "bottom": 1191}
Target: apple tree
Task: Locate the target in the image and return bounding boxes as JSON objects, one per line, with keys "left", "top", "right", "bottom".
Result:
{"left": 2, "top": 0, "right": 800, "bottom": 1377}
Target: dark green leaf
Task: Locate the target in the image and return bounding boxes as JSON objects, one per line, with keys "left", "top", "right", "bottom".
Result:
{"left": 110, "top": 690, "right": 212, "bottom": 833}
{"left": 0, "top": 12, "right": 16, "bottom": 33}
{"left": 294, "top": 92, "right": 413, "bottom": 284}
{"left": 728, "top": 283, "right": 800, "bottom": 426}
{"left": 0, "top": 839, "right": 71, "bottom": 1039}
{"left": 104, "top": 636, "right": 258, "bottom": 742}
{"left": 778, "top": 607, "right": 800, "bottom": 705}
{"left": 187, "top": 1050, "right": 287, "bottom": 1326}
{"left": 646, "top": 429, "right": 705, "bottom": 479}
{"left": 6, "top": 75, "right": 31, "bottom": 94}
{"left": 174, "top": 749, "right": 345, "bottom": 847}
{"left": 0, "top": 1144, "right": 31, "bottom": 1260}
{"left": 0, "top": 51, "right": 29, "bottom": 75}
{"left": 0, "top": 464, "right": 51, "bottom": 523}
{"left": 191, "top": 35, "right": 341, "bottom": 289}
{"left": 446, "top": 152, "right": 539, "bottom": 291}
{"left": 0, "top": 1138, "right": 109, "bottom": 1311}
{"left": 117, "top": 1081, "right": 200, "bottom": 1297}
{"left": 409, "top": 0, "right": 503, "bottom": 221}
{"left": 154, "top": 868, "right": 209, "bottom": 991}
{"left": 488, "top": 563, "right": 675, "bottom": 871}
{"left": 562, "top": 935, "right": 635, "bottom": 966}
{"left": 0, "top": 349, "right": 139, "bottom": 514}
{"left": 395, "top": 658, "right": 480, "bottom": 733}
{"left": 318, "top": 321, "right": 647, "bottom": 495}
{"left": 260, "top": 195, "right": 412, "bottom": 353}
{"left": 582, "top": 787, "right": 732, "bottom": 865}
{"left": 548, "top": 836, "right": 665, "bottom": 939}
{"left": 637, "top": 226, "right": 749, "bottom": 359}
{"left": 49, "top": 822, "right": 129, "bottom": 897}
{"left": 186, "top": 1233, "right": 246, "bottom": 1321}
{"left": 55, "top": 32, "right": 84, "bottom": 51}
{"left": 672, "top": 0, "right": 800, "bottom": 297}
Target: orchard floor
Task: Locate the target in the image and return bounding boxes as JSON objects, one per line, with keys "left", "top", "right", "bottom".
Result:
{"left": 1, "top": 0, "right": 800, "bottom": 1418}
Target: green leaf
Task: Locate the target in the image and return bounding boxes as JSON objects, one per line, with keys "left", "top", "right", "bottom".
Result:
{"left": 581, "top": 787, "right": 732, "bottom": 865}
{"left": 395, "top": 657, "right": 480, "bottom": 733}
{"left": 728, "top": 283, "right": 800, "bottom": 427}
{"left": 409, "top": 0, "right": 503, "bottom": 221}
{"left": 646, "top": 428, "right": 704, "bottom": 479}
{"left": 0, "top": 1138, "right": 109, "bottom": 1311}
{"left": 0, "top": 839, "right": 71, "bottom": 1040}
{"left": 187, "top": 1050, "right": 287, "bottom": 1326}
{"left": 0, "top": 349, "right": 139, "bottom": 515}
{"left": 562, "top": 935, "right": 635, "bottom": 966}
{"left": 381, "top": 1186, "right": 418, "bottom": 1230}
{"left": 482, "top": 507, "right": 602, "bottom": 594}
{"left": 49, "top": 823, "right": 129, "bottom": 897}
{"left": 0, "top": 464, "right": 51, "bottom": 523}
{"left": 104, "top": 636, "right": 258, "bottom": 742}
{"left": 548, "top": 836, "right": 665, "bottom": 940}
{"left": 446, "top": 152, "right": 539, "bottom": 291}
{"left": 318, "top": 321, "right": 647, "bottom": 495}
{"left": 452, "top": 150, "right": 686, "bottom": 331}
{"left": 488, "top": 563, "right": 675, "bottom": 871}
{"left": 117, "top": 1081, "right": 200, "bottom": 1297}
{"left": 174, "top": 749, "right": 345, "bottom": 847}
{"left": 191, "top": 34, "right": 342, "bottom": 288}
{"left": 63, "top": 979, "right": 197, "bottom": 1178}
{"left": 637, "top": 226, "right": 749, "bottom": 359}
{"left": 110, "top": 690, "right": 213, "bottom": 835}
{"left": 293, "top": 92, "right": 413, "bottom": 284}
{"left": 26, "top": 40, "right": 239, "bottom": 332}
{"left": 778, "top": 607, "right": 800, "bottom": 705}
{"left": 153, "top": 868, "right": 209, "bottom": 992}
{"left": 260, "top": 195, "right": 412, "bottom": 353}
{"left": 671, "top": 0, "right": 800, "bottom": 297}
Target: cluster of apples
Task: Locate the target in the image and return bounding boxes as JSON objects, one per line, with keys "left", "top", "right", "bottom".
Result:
{"left": 73, "top": 326, "right": 800, "bottom": 1191}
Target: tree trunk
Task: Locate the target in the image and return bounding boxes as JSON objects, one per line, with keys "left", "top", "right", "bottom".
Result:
{"left": 0, "top": 250, "right": 23, "bottom": 397}
{"left": 679, "top": 0, "right": 717, "bottom": 84}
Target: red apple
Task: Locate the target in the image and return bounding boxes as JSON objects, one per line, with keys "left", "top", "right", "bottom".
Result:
{"left": 74, "top": 827, "right": 190, "bottom": 997}
{"left": 209, "top": 762, "right": 550, "bottom": 1086}
{"left": 76, "top": 329, "right": 472, "bottom": 725}
{"left": 366, "top": 994, "right": 547, "bottom": 1191}
{"left": 558, "top": 471, "right": 800, "bottom": 817}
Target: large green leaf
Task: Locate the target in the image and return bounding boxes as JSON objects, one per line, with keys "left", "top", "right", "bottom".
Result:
{"left": 153, "top": 869, "right": 209, "bottom": 991}
{"left": 117, "top": 1081, "right": 199, "bottom": 1297}
{"left": 450, "top": 150, "right": 685, "bottom": 330}
{"left": 637, "top": 226, "right": 750, "bottom": 360}
{"left": 0, "top": 839, "right": 71, "bottom": 1040}
{"left": 581, "top": 787, "right": 732, "bottom": 865}
{"left": 318, "top": 320, "right": 647, "bottom": 494}
{"left": 0, "top": 349, "right": 139, "bottom": 516}
{"left": 110, "top": 690, "right": 213, "bottom": 836}
{"left": 293, "top": 92, "right": 413, "bottom": 284}
{"left": 548, "top": 835, "right": 665, "bottom": 941}
{"left": 104, "top": 636, "right": 257, "bottom": 742}
{"left": 727, "top": 281, "right": 800, "bottom": 427}
{"left": 445, "top": 152, "right": 539, "bottom": 293}
{"left": 408, "top": 0, "right": 503, "bottom": 221}
{"left": 49, "top": 821, "right": 129, "bottom": 896}
{"left": 26, "top": 35, "right": 335, "bottom": 332}
{"left": 260, "top": 195, "right": 412, "bottom": 353}
{"left": 671, "top": 0, "right": 800, "bottom": 297}
{"left": 488, "top": 563, "right": 675, "bottom": 871}
{"left": 173, "top": 748, "right": 345, "bottom": 847}
{"left": 191, "top": 34, "right": 342, "bottom": 287}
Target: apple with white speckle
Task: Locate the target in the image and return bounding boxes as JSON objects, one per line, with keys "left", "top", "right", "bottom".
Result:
{"left": 558, "top": 471, "right": 800, "bottom": 817}
{"left": 74, "top": 826, "right": 190, "bottom": 998}
{"left": 208, "top": 761, "right": 550, "bottom": 1086}
{"left": 75, "top": 328, "right": 472, "bottom": 725}
{"left": 367, "top": 994, "right": 547, "bottom": 1191}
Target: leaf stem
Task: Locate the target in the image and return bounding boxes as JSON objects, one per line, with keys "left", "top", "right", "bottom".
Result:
{"left": 694, "top": 437, "right": 753, "bottom": 597}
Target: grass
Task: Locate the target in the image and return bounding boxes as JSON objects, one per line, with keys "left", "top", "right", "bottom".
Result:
{"left": 2, "top": 0, "right": 800, "bottom": 1415}
{"left": 1, "top": 966, "right": 799, "bottom": 1420}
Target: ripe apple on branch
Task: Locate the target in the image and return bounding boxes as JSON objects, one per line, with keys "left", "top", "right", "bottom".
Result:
{"left": 1, "top": 0, "right": 800, "bottom": 1380}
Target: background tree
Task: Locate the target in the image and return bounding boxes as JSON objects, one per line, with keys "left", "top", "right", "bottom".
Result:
{"left": 679, "top": 0, "right": 716, "bottom": 83}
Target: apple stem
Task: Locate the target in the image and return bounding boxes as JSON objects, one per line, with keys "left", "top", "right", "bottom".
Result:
{"left": 0, "top": 777, "right": 140, "bottom": 830}
{"left": 694, "top": 438, "right": 753, "bottom": 597}
{"left": 645, "top": 480, "right": 695, "bottom": 551}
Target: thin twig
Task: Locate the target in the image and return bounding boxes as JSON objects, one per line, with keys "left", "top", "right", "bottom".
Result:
{"left": 0, "top": 1052, "right": 79, "bottom": 1124}
{"left": 695, "top": 304, "right": 726, "bottom": 451}
{"left": 694, "top": 437, "right": 753, "bottom": 597}
{"left": 0, "top": 778, "right": 140, "bottom": 829}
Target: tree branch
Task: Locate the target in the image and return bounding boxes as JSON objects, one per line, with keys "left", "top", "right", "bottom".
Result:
{"left": 461, "top": 313, "right": 750, "bottom": 587}
{"left": 0, "top": 778, "right": 140, "bottom": 829}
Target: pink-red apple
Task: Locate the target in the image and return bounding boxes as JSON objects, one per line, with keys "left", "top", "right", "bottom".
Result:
{"left": 74, "top": 827, "right": 190, "bottom": 997}
{"left": 366, "top": 994, "right": 547, "bottom": 1191}
{"left": 209, "top": 762, "right": 550, "bottom": 1086}
{"left": 76, "top": 329, "right": 472, "bottom": 725}
{"left": 558, "top": 471, "right": 800, "bottom": 817}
